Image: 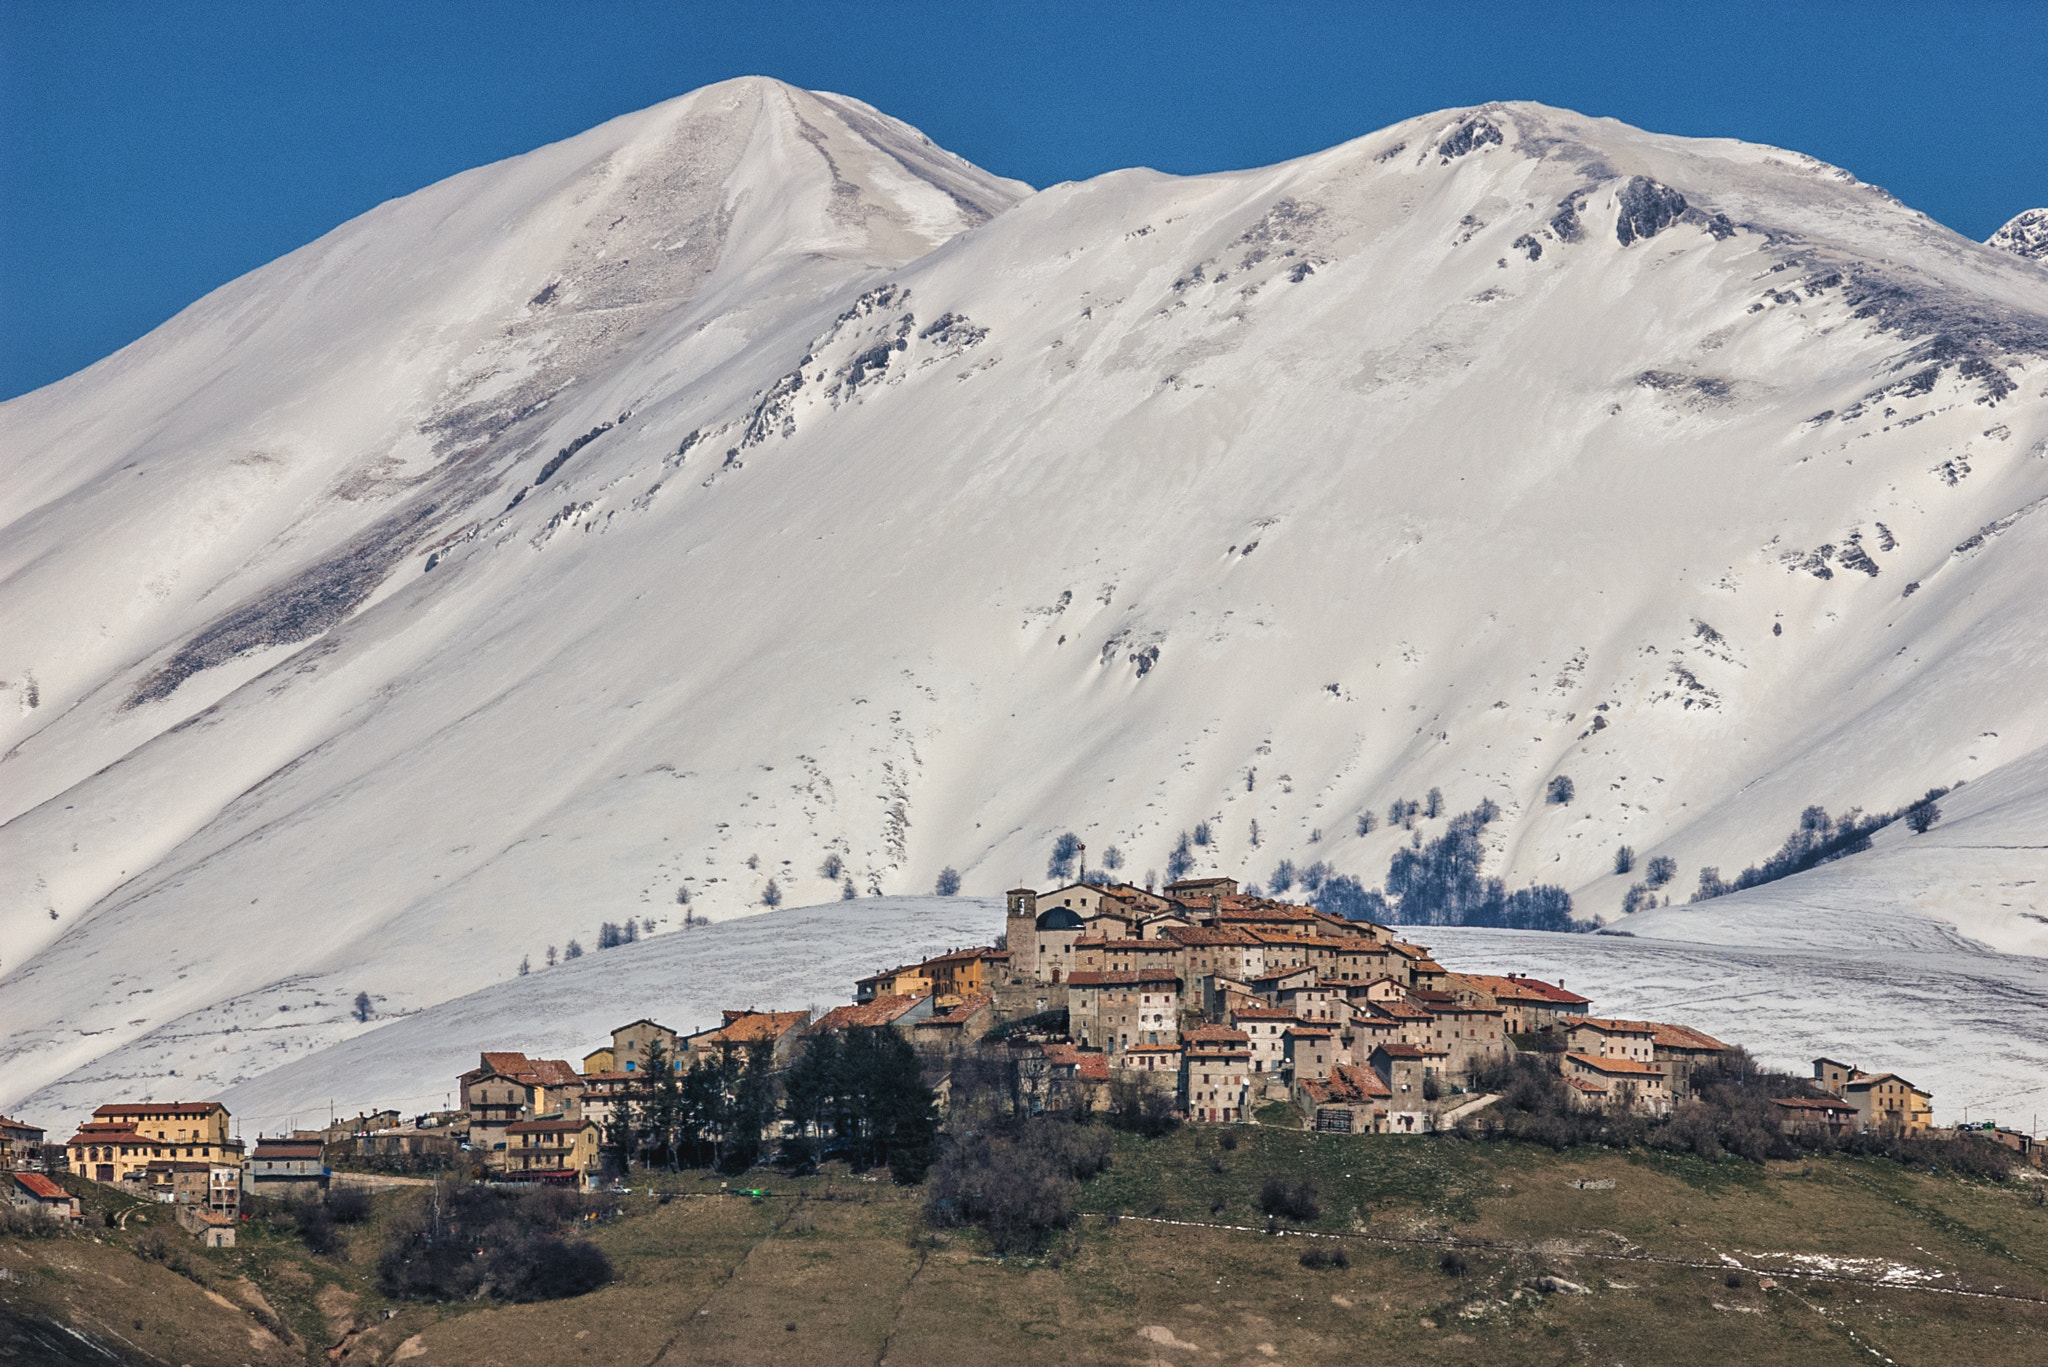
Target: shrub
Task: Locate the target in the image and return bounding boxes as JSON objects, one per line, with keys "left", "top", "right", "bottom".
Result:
{"left": 1106, "top": 1075, "right": 1180, "bottom": 1138}
{"left": 1299, "top": 1246, "right": 1349, "bottom": 1269}
{"left": 820, "top": 853, "right": 844, "bottom": 880}
{"left": 327, "top": 1185, "right": 372, "bottom": 1224}
{"left": 564, "top": 940, "right": 583, "bottom": 960}
{"left": 841, "top": 878, "right": 858, "bottom": 900}
{"left": 353, "top": 991, "right": 372, "bottom": 1022}
{"left": 1440, "top": 1250, "right": 1468, "bottom": 1277}
{"left": 762, "top": 879, "right": 782, "bottom": 908}
{"left": 1907, "top": 799, "right": 1941, "bottom": 834}
{"left": 934, "top": 867, "right": 962, "bottom": 896}
{"left": 379, "top": 1180, "right": 612, "bottom": 1302}
{"left": 292, "top": 1197, "right": 342, "bottom": 1255}
{"left": 1546, "top": 775, "right": 1575, "bottom": 805}
{"left": 1257, "top": 1179, "right": 1320, "bottom": 1223}
{"left": 924, "top": 1116, "right": 1111, "bottom": 1255}
{"left": 1645, "top": 855, "right": 1677, "bottom": 887}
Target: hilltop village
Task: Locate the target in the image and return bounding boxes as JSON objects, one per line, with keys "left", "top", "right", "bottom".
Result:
{"left": 10, "top": 874, "right": 2015, "bottom": 1237}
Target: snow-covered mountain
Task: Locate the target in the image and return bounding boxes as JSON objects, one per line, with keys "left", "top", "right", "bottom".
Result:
{"left": 5, "top": 80, "right": 2046, "bottom": 1127}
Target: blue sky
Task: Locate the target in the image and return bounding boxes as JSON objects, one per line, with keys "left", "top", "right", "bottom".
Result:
{"left": 3, "top": 1, "right": 2042, "bottom": 400}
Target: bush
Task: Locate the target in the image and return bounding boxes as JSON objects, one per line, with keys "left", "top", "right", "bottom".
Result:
{"left": 484, "top": 1234, "right": 613, "bottom": 1302}
{"left": 379, "top": 1180, "right": 613, "bottom": 1302}
{"left": 1106, "top": 1075, "right": 1180, "bottom": 1138}
{"left": 327, "top": 1185, "right": 372, "bottom": 1224}
{"left": 1546, "top": 775, "right": 1575, "bottom": 805}
{"left": 1299, "top": 1246, "right": 1349, "bottom": 1269}
{"left": 1907, "top": 799, "right": 1941, "bottom": 834}
{"left": 292, "top": 1197, "right": 342, "bottom": 1255}
{"left": 1645, "top": 855, "right": 1677, "bottom": 887}
{"left": 1258, "top": 1179, "right": 1320, "bottom": 1223}
{"left": 1440, "top": 1250, "right": 1468, "bottom": 1276}
{"left": 924, "top": 1116, "right": 1112, "bottom": 1255}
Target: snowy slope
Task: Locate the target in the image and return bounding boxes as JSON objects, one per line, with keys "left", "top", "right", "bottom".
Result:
{"left": 213, "top": 898, "right": 2044, "bottom": 1137}
{"left": 209, "top": 896, "right": 1004, "bottom": 1136}
{"left": 4, "top": 89, "right": 2046, "bottom": 1125}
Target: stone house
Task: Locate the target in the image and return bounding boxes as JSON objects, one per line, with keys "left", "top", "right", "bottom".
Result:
{"left": 1413, "top": 993, "right": 1507, "bottom": 1077}
{"left": 7, "top": 1172, "right": 78, "bottom": 1224}
{"left": 246, "top": 1138, "right": 327, "bottom": 1196}
{"left": 1561, "top": 1018, "right": 1659, "bottom": 1064}
{"left": 808, "top": 994, "right": 934, "bottom": 1037}
{"left": 0, "top": 1116, "right": 45, "bottom": 1171}
{"left": 1284, "top": 1025, "right": 1337, "bottom": 1083}
{"left": 1450, "top": 974, "right": 1591, "bottom": 1033}
{"left": 1180, "top": 1026, "right": 1253, "bottom": 1123}
{"left": 1369, "top": 1042, "right": 1449, "bottom": 1126}
{"left": 1648, "top": 1022, "right": 1731, "bottom": 1097}
{"left": 911, "top": 994, "right": 994, "bottom": 1053}
{"left": 1168, "top": 926, "right": 1267, "bottom": 983}
{"left": 584, "top": 1018, "right": 683, "bottom": 1075}
{"left": 1773, "top": 1096, "right": 1858, "bottom": 1138}
{"left": 1228, "top": 1006, "right": 1301, "bottom": 1077}
{"left": 689, "top": 1010, "right": 812, "bottom": 1068}
{"left": 1561, "top": 1054, "right": 1671, "bottom": 1117}
{"left": 1067, "top": 969, "right": 1182, "bottom": 1052}
{"left": 1117, "top": 1041, "right": 1184, "bottom": 1084}
{"left": 1297, "top": 1064, "right": 1393, "bottom": 1135}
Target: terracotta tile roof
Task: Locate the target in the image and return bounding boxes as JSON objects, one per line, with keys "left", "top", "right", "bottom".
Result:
{"left": 93, "top": 1101, "right": 226, "bottom": 1119}
{"left": 811, "top": 995, "right": 928, "bottom": 1032}
{"left": 1183, "top": 1025, "right": 1252, "bottom": 1046}
{"left": 12, "top": 1173, "right": 67, "bottom": 1201}
{"left": 1565, "top": 1052, "right": 1666, "bottom": 1078}
{"left": 1457, "top": 973, "right": 1590, "bottom": 1006}
{"left": 919, "top": 945, "right": 1005, "bottom": 967}
{"left": 1285, "top": 1026, "right": 1335, "bottom": 1039}
{"left": 1363, "top": 1000, "right": 1432, "bottom": 1021}
{"left": 1252, "top": 967, "right": 1317, "bottom": 985}
{"left": 708, "top": 1010, "right": 810, "bottom": 1043}
{"left": 1573, "top": 1017, "right": 1657, "bottom": 1035}
{"left": 506, "top": 1118, "right": 594, "bottom": 1134}
{"left": 1075, "top": 1054, "right": 1111, "bottom": 1081}
{"left": 1565, "top": 1076, "right": 1608, "bottom": 1094}
{"left": 1373, "top": 1042, "right": 1448, "bottom": 1059}
{"left": 1412, "top": 958, "right": 1448, "bottom": 975}
{"left": 1164, "top": 926, "right": 1260, "bottom": 946}
{"left": 252, "top": 1139, "right": 325, "bottom": 1158}
{"left": 479, "top": 1051, "right": 535, "bottom": 1075}
{"left": 857, "top": 962, "right": 925, "bottom": 987}
{"left": 1843, "top": 1072, "right": 1925, "bottom": 1093}
{"left": 1649, "top": 1022, "right": 1731, "bottom": 1051}
{"left": 525, "top": 1059, "right": 582, "bottom": 1087}
{"left": 66, "top": 1124, "right": 146, "bottom": 1146}
{"left": 916, "top": 994, "right": 992, "bottom": 1028}
{"left": 0, "top": 1115, "right": 43, "bottom": 1132}
{"left": 1301, "top": 1064, "right": 1392, "bottom": 1106}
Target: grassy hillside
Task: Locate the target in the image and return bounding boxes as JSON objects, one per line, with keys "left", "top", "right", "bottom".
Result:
{"left": 4, "top": 1135, "right": 2043, "bottom": 1365}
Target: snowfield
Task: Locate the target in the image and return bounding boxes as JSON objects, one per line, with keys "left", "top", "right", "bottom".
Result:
{"left": 213, "top": 896, "right": 2046, "bottom": 1138}
{"left": 3, "top": 79, "right": 2045, "bottom": 1129}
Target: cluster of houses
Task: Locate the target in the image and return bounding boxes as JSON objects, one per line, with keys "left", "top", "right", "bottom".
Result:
{"left": 11, "top": 877, "right": 2029, "bottom": 1221}
{"left": 424, "top": 876, "right": 1974, "bottom": 1182}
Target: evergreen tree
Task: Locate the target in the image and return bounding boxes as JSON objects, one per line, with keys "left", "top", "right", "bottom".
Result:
{"left": 641, "top": 1040, "right": 682, "bottom": 1169}
{"left": 353, "top": 991, "right": 372, "bottom": 1022}
{"left": 601, "top": 1093, "right": 638, "bottom": 1178}
{"left": 1614, "top": 845, "right": 1636, "bottom": 876}
{"left": 1424, "top": 787, "right": 1444, "bottom": 819}
{"left": 934, "top": 867, "right": 962, "bottom": 896}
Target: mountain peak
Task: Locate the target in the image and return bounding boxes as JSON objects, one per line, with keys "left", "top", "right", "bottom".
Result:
{"left": 1988, "top": 208, "right": 2048, "bottom": 262}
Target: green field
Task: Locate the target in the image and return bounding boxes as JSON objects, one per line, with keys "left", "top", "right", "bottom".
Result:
{"left": 4, "top": 1132, "right": 2044, "bottom": 1365}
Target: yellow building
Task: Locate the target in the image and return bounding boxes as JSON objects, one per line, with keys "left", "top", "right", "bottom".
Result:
{"left": 504, "top": 1118, "right": 602, "bottom": 1184}
{"left": 67, "top": 1102, "right": 242, "bottom": 1185}
{"left": 1844, "top": 1073, "right": 1933, "bottom": 1133}
{"left": 919, "top": 947, "right": 1009, "bottom": 1006}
